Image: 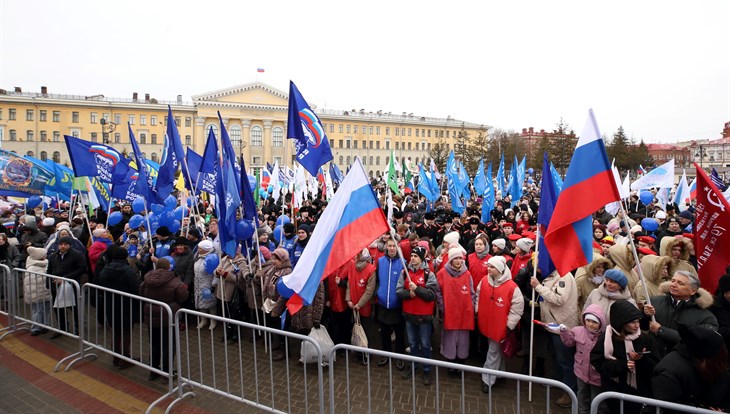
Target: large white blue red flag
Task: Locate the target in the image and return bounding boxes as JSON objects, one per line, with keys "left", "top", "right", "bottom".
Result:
{"left": 544, "top": 110, "right": 621, "bottom": 275}
{"left": 281, "top": 158, "right": 389, "bottom": 314}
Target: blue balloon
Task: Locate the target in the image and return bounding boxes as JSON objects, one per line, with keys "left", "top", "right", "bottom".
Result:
{"left": 273, "top": 225, "right": 284, "bottom": 243}
{"left": 108, "top": 211, "right": 123, "bottom": 226}
{"left": 276, "top": 278, "right": 294, "bottom": 299}
{"left": 164, "top": 195, "right": 177, "bottom": 210}
{"left": 187, "top": 196, "right": 197, "bottom": 207}
{"left": 27, "top": 196, "right": 42, "bottom": 208}
{"left": 151, "top": 203, "right": 165, "bottom": 215}
{"left": 132, "top": 198, "right": 146, "bottom": 214}
{"left": 259, "top": 189, "right": 267, "bottom": 198}
{"left": 204, "top": 254, "right": 220, "bottom": 274}
{"left": 159, "top": 211, "right": 174, "bottom": 228}
{"left": 276, "top": 215, "right": 291, "bottom": 226}
{"left": 527, "top": 178, "right": 534, "bottom": 184}
{"left": 641, "top": 217, "right": 659, "bottom": 232}
{"left": 147, "top": 214, "right": 160, "bottom": 232}
{"left": 161, "top": 255, "right": 175, "bottom": 271}
{"left": 268, "top": 185, "right": 274, "bottom": 194}
{"left": 639, "top": 191, "right": 654, "bottom": 205}
{"left": 173, "top": 206, "right": 189, "bottom": 218}
{"left": 236, "top": 219, "right": 255, "bottom": 240}
{"left": 169, "top": 219, "right": 181, "bottom": 234}
{"left": 527, "top": 168, "right": 534, "bottom": 175}
{"left": 248, "top": 175, "right": 257, "bottom": 191}
{"left": 128, "top": 214, "right": 144, "bottom": 229}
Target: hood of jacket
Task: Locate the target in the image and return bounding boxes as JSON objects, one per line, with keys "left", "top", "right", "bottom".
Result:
{"left": 587, "top": 255, "right": 612, "bottom": 276}
{"left": 639, "top": 255, "right": 674, "bottom": 285}
{"left": 582, "top": 303, "right": 607, "bottom": 335}
{"left": 658, "top": 281, "right": 713, "bottom": 309}
{"left": 27, "top": 246, "right": 47, "bottom": 261}
{"left": 608, "top": 244, "right": 635, "bottom": 272}
{"left": 144, "top": 268, "right": 178, "bottom": 288}
{"left": 661, "top": 237, "right": 691, "bottom": 261}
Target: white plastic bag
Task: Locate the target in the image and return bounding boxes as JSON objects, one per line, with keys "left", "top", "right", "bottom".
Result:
{"left": 300, "top": 326, "right": 335, "bottom": 365}
{"left": 53, "top": 281, "right": 76, "bottom": 308}
{"left": 351, "top": 311, "right": 368, "bottom": 348}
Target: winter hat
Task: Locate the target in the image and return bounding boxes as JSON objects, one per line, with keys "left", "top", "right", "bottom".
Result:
{"left": 58, "top": 236, "right": 74, "bottom": 245}
{"left": 174, "top": 237, "right": 188, "bottom": 247}
{"left": 411, "top": 246, "right": 427, "bottom": 262}
{"left": 487, "top": 256, "right": 507, "bottom": 274}
{"left": 678, "top": 210, "right": 694, "bottom": 221}
{"left": 417, "top": 240, "right": 430, "bottom": 250}
{"left": 655, "top": 211, "right": 667, "bottom": 220}
{"left": 257, "top": 228, "right": 268, "bottom": 237}
{"left": 156, "top": 226, "right": 171, "bottom": 237}
{"left": 112, "top": 246, "right": 129, "bottom": 260}
{"left": 297, "top": 224, "right": 311, "bottom": 234}
{"left": 607, "top": 222, "right": 620, "bottom": 233}
{"left": 609, "top": 300, "right": 643, "bottom": 329}
{"left": 604, "top": 269, "right": 628, "bottom": 289}
{"left": 157, "top": 257, "right": 171, "bottom": 270}
{"left": 448, "top": 248, "right": 464, "bottom": 263}
{"left": 27, "top": 246, "right": 47, "bottom": 260}
{"left": 601, "top": 236, "right": 615, "bottom": 245}
{"left": 259, "top": 246, "right": 272, "bottom": 261}
{"left": 283, "top": 223, "right": 296, "bottom": 235}
{"left": 198, "top": 240, "right": 214, "bottom": 252}
{"left": 41, "top": 217, "right": 55, "bottom": 227}
{"left": 92, "top": 228, "right": 108, "bottom": 238}
{"left": 717, "top": 274, "right": 730, "bottom": 294}
{"left": 678, "top": 324, "right": 724, "bottom": 359}
{"left": 491, "top": 239, "right": 506, "bottom": 250}
{"left": 443, "top": 231, "right": 460, "bottom": 246}
{"left": 638, "top": 247, "right": 657, "bottom": 256}
{"left": 584, "top": 313, "right": 601, "bottom": 325}
{"left": 516, "top": 238, "right": 534, "bottom": 253}
{"left": 272, "top": 247, "right": 289, "bottom": 262}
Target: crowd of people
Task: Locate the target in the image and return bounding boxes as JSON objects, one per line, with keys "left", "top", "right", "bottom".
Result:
{"left": 1, "top": 180, "right": 729, "bottom": 413}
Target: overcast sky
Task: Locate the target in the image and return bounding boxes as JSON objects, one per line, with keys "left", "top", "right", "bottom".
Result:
{"left": 2, "top": 0, "right": 728, "bottom": 144}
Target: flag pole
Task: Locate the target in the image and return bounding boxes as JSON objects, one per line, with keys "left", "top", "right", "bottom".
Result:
{"left": 527, "top": 226, "right": 540, "bottom": 402}
{"left": 617, "top": 201, "right": 654, "bottom": 317}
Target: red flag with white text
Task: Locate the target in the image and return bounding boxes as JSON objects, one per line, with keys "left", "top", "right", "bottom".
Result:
{"left": 694, "top": 163, "right": 730, "bottom": 294}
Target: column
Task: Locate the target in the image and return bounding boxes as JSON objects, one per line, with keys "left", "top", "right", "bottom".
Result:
{"left": 195, "top": 116, "right": 206, "bottom": 153}
{"left": 241, "top": 119, "right": 251, "bottom": 168}
{"left": 263, "top": 120, "right": 273, "bottom": 168}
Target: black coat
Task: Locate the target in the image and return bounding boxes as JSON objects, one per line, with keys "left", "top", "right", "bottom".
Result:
{"left": 47, "top": 248, "right": 87, "bottom": 282}
{"left": 710, "top": 294, "right": 730, "bottom": 351}
{"left": 96, "top": 260, "right": 140, "bottom": 328}
{"left": 591, "top": 331, "right": 658, "bottom": 399}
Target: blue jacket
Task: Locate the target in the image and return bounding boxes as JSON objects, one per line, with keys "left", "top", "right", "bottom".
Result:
{"left": 377, "top": 254, "right": 404, "bottom": 309}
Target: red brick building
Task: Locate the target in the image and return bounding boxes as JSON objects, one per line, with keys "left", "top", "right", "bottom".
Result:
{"left": 645, "top": 143, "right": 692, "bottom": 167}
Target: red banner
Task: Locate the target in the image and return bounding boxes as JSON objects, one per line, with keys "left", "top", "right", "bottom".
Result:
{"left": 694, "top": 164, "right": 730, "bottom": 294}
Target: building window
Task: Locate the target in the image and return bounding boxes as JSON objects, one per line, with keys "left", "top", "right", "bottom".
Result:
{"left": 40, "top": 131, "right": 47, "bottom": 141}
{"left": 40, "top": 151, "right": 47, "bottom": 161}
{"left": 185, "top": 117, "right": 192, "bottom": 127}
{"left": 102, "top": 113, "right": 110, "bottom": 122}
{"left": 185, "top": 135, "right": 191, "bottom": 145}
{"left": 354, "top": 140, "right": 358, "bottom": 149}
{"left": 71, "top": 129, "right": 80, "bottom": 138}
{"left": 151, "top": 115, "right": 157, "bottom": 126}
{"left": 27, "top": 151, "right": 34, "bottom": 157}
{"left": 354, "top": 125, "right": 358, "bottom": 134}
{"left": 329, "top": 124, "right": 334, "bottom": 133}
{"left": 446, "top": 131, "right": 450, "bottom": 138}
{"left": 53, "top": 111, "right": 60, "bottom": 122}
{"left": 346, "top": 139, "right": 351, "bottom": 149}
{"left": 53, "top": 151, "right": 60, "bottom": 163}
{"left": 339, "top": 124, "right": 343, "bottom": 133}
{"left": 128, "top": 114, "right": 135, "bottom": 125}
{"left": 337, "top": 140, "right": 343, "bottom": 148}
{"left": 140, "top": 115, "right": 147, "bottom": 126}
{"left": 369, "top": 156, "right": 374, "bottom": 165}
{"left": 362, "top": 157, "right": 366, "bottom": 165}
{"left": 428, "top": 130, "right": 431, "bottom": 138}
{"left": 376, "top": 156, "right": 380, "bottom": 165}
{"left": 415, "top": 129, "right": 419, "bottom": 137}
{"left": 407, "top": 142, "right": 412, "bottom": 150}
{"left": 406, "top": 128, "right": 409, "bottom": 136}
{"left": 385, "top": 140, "right": 390, "bottom": 150}
{"left": 376, "top": 141, "right": 380, "bottom": 149}
{"left": 8, "top": 109, "right": 16, "bottom": 120}
{"left": 174, "top": 116, "right": 181, "bottom": 126}
{"left": 251, "top": 126, "right": 263, "bottom": 146}
{"left": 114, "top": 132, "right": 121, "bottom": 143}
{"left": 27, "top": 130, "right": 34, "bottom": 141}
{"left": 9, "top": 130, "right": 16, "bottom": 141}
{"left": 385, "top": 156, "right": 389, "bottom": 165}
{"left": 395, "top": 128, "right": 399, "bottom": 136}
{"left": 151, "top": 153, "right": 158, "bottom": 163}
{"left": 90, "top": 112, "right": 98, "bottom": 123}
{"left": 369, "top": 126, "right": 373, "bottom": 134}
{"left": 230, "top": 125, "right": 242, "bottom": 148}
{"left": 139, "top": 133, "right": 147, "bottom": 144}
{"left": 346, "top": 156, "right": 351, "bottom": 165}
{"left": 72, "top": 112, "right": 79, "bottom": 123}
{"left": 40, "top": 110, "right": 47, "bottom": 122}
{"left": 53, "top": 131, "right": 60, "bottom": 142}
{"left": 114, "top": 114, "right": 121, "bottom": 124}
{"left": 376, "top": 126, "right": 380, "bottom": 135}
{"left": 385, "top": 127, "right": 389, "bottom": 135}
{"left": 272, "top": 127, "right": 283, "bottom": 147}
{"left": 346, "top": 125, "right": 351, "bottom": 133}
{"left": 90, "top": 132, "right": 97, "bottom": 142}
{"left": 26, "top": 109, "right": 34, "bottom": 121}
{"left": 395, "top": 142, "right": 399, "bottom": 150}
{"left": 339, "top": 156, "right": 344, "bottom": 165}
{"left": 253, "top": 156, "right": 261, "bottom": 165}
{"left": 151, "top": 134, "right": 157, "bottom": 144}
{"left": 369, "top": 140, "right": 373, "bottom": 149}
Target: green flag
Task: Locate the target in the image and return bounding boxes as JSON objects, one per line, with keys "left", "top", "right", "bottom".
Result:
{"left": 402, "top": 157, "right": 412, "bottom": 184}
{"left": 254, "top": 169, "right": 261, "bottom": 206}
{"left": 387, "top": 151, "right": 399, "bottom": 194}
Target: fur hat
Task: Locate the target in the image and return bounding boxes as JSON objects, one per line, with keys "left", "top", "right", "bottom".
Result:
{"left": 58, "top": 236, "right": 74, "bottom": 245}
{"left": 112, "top": 246, "right": 129, "bottom": 260}
{"left": 487, "top": 256, "right": 507, "bottom": 274}
{"left": 155, "top": 226, "right": 171, "bottom": 237}
{"left": 283, "top": 222, "right": 296, "bottom": 234}
{"left": 272, "top": 247, "right": 290, "bottom": 262}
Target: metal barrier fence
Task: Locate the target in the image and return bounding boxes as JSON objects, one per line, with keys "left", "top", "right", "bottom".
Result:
{"left": 65, "top": 283, "right": 176, "bottom": 414}
{"left": 0, "top": 264, "right": 13, "bottom": 335}
{"left": 0, "top": 268, "right": 84, "bottom": 371}
{"left": 327, "top": 343, "right": 578, "bottom": 414}
{"left": 167, "top": 308, "right": 326, "bottom": 414}
{"left": 590, "top": 392, "right": 720, "bottom": 414}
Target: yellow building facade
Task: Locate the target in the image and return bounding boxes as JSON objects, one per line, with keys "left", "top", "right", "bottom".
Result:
{"left": 0, "top": 82, "right": 487, "bottom": 177}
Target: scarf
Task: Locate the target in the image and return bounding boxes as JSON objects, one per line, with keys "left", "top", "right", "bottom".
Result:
{"left": 475, "top": 250, "right": 489, "bottom": 259}
{"left": 603, "top": 325, "right": 641, "bottom": 389}
{"left": 444, "top": 262, "right": 467, "bottom": 277}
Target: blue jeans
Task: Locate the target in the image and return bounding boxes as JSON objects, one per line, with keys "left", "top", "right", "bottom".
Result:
{"left": 405, "top": 319, "right": 433, "bottom": 372}
{"left": 550, "top": 333, "right": 577, "bottom": 391}
{"left": 31, "top": 301, "right": 51, "bottom": 332}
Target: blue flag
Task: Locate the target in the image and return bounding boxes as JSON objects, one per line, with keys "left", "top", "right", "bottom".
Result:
{"left": 156, "top": 106, "right": 184, "bottom": 200}
{"left": 286, "top": 81, "right": 333, "bottom": 176}
{"left": 185, "top": 148, "right": 202, "bottom": 193}
{"left": 537, "top": 153, "right": 558, "bottom": 277}
{"left": 196, "top": 128, "right": 218, "bottom": 194}
{"left": 215, "top": 147, "right": 239, "bottom": 257}
{"left": 64, "top": 135, "right": 127, "bottom": 184}
{"left": 239, "top": 154, "right": 256, "bottom": 222}
{"left": 550, "top": 162, "right": 564, "bottom": 193}
{"left": 0, "top": 149, "right": 54, "bottom": 197}
{"left": 446, "top": 151, "right": 464, "bottom": 214}
{"left": 218, "top": 112, "right": 241, "bottom": 195}
{"left": 509, "top": 156, "right": 522, "bottom": 207}
{"left": 47, "top": 161, "right": 74, "bottom": 200}
{"left": 458, "top": 162, "right": 470, "bottom": 198}
{"left": 482, "top": 162, "right": 495, "bottom": 223}
{"left": 418, "top": 163, "right": 436, "bottom": 202}
{"left": 496, "top": 153, "right": 505, "bottom": 197}
{"left": 428, "top": 162, "right": 440, "bottom": 199}
{"left": 127, "top": 123, "right": 154, "bottom": 204}
{"left": 329, "top": 163, "right": 345, "bottom": 186}
{"left": 474, "top": 159, "right": 487, "bottom": 197}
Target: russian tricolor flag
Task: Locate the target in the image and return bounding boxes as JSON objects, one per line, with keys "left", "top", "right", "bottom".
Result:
{"left": 281, "top": 158, "right": 389, "bottom": 314}
{"left": 544, "top": 110, "right": 621, "bottom": 275}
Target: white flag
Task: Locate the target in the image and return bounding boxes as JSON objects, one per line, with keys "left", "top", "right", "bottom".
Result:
{"left": 673, "top": 169, "right": 691, "bottom": 212}
{"left": 630, "top": 159, "right": 675, "bottom": 190}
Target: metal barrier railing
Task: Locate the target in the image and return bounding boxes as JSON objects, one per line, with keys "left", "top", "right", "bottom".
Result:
{"left": 590, "top": 391, "right": 721, "bottom": 414}
{"left": 68, "top": 283, "right": 176, "bottom": 414}
{"left": 0, "top": 264, "right": 14, "bottom": 334}
{"left": 328, "top": 343, "right": 578, "bottom": 414}
{"left": 1, "top": 268, "right": 84, "bottom": 371}
{"left": 166, "top": 308, "right": 326, "bottom": 414}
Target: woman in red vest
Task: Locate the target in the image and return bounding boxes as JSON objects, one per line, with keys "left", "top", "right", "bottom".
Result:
{"left": 476, "top": 255, "right": 524, "bottom": 392}
{"left": 467, "top": 234, "right": 491, "bottom": 285}
{"left": 435, "top": 248, "right": 475, "bottom": 375}
{"left": 346, "top": 248, "right": 377, "bottom": 365}
{"left": 327, "top": 261, "right": 351, "bottom": 346}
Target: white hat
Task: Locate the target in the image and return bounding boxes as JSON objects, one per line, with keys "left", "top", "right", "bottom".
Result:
{"left": 516, "top": 238, "right": 534, "bottom": 253}
{"left": 443, "top": 231, "right": 460, "bottom": 246}
{"left": 447, "top": 248, "right": 464, "bottom": 263}
{"left": 41, "top": 217, "right": 55, "bottom": 227}
{"left": 491, "top": 239, "right": 506, "bottom": 250}
{"left": 487, "top": 256, "right": 507, "bottom": 274}
{"left": 655, "top": 211, "right": 667, "bottom": 220}
{"left": 198, "top": 240, "right": 214, "bottom": 251}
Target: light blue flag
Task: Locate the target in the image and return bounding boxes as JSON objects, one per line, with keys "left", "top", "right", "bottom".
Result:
{"left": 482, "top": 162, "right": 495, "bottom": 223}
{"left": 458, "top": 162, "right": 470, "bottom": 198}
{"left": 496, "top": 153, "right": 505, "bottom": 197}
{"left": 418, "top": 163, "right": 436, "bottom": 202}
{"left": 474, "top": 159, "right": 487, "bottom": 196}
{"left": 550, "top": 162, "right": 564, "bottom": 193}
{"left": 446, "top": 151, "right": 464, "bottom": 214}
{"left": 509, "top": 157, "right": 522, "bottom": 207}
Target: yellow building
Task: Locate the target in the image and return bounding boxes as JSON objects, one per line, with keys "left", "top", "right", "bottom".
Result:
{"left": 0, "top": 82, "right": 487, "bottom": 177}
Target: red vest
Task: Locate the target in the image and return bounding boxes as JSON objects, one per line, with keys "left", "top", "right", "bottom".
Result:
{"left": 436, "top": 251, "right": 449, "bottom": 272}
{"left": 347, "top": 262, "right": 375, "bottom": 317}
{"left": 327, "top": 262, "right": 350, "bottom": 313}
{"left": 402, "top": 268, "right": 434, "bottom": 316}
{"left": 436, "top": 269, "right": 474, "bottom": 330}
{"left": 477, "top": 277, "right": 517, "bottom": 342}
{"left": 510, "top": 253, "right": 531, "bottom": 278}
{"left": 467, "top": 253, "right": 491, "bottom": 285}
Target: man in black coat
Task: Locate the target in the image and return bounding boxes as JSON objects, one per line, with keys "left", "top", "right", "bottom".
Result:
{"left": 47, "top": 236, "right": 87, "bottom": 337}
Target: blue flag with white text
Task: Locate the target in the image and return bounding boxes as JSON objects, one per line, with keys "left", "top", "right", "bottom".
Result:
{"left": 286, "top": 81, "right": 333, "bottom": 176}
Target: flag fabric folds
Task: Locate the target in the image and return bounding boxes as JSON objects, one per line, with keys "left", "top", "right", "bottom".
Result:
{"left": 156, "top": 106, "right": 186, "bottom": 201}
{"left": 387, "top": 151, "right": 399, "bottom": 194}
{"left": 474, "top": 159, "right": 487, "bottom": 197}
{"left": 496, "top": 153, "right": 505, "bottom": 197}
{"left": 0, "top": 149, "right": 54, "bottom": 197}
{"left": 537, "top": 153, "right": 558, "bottom": 277}
{"left": 630, "top": 159, "right": 675, "bottom": 190}
{"left": 418, "top": 163, "right": 436, "bottom": 202}
{"left": 710, "top": 168, "right": 727, "bottom": 191}
{"left": 127, "top": 123, "right": 154, "bottom": 203}
{"left": 549, "top": 161, "right": 564, "bottom": 192}
{"left": 482, "top": 162, "right": 495, "bottom": 224}
{"left": 281, "top": 158, "right": 388, "bottom": 314}
{"left": 693, "top": 163, "right": 730, "bottom": 295}
{"left": 544, "top": 110, "right": 621, "bottom": 275}
{"left": 329, "top": 163, "right": 344, "bottom": 186}
{"left": 673, "top": 169, "right": 691, "bottom": 211}
{"left": 286, "top": 81, "right": 333, "bottom": 176}
{"left": 446, "top": 151, "right": 464, "bottom": 214}
{"left": 64, "top": 135, "right": 127, "bottom": 184}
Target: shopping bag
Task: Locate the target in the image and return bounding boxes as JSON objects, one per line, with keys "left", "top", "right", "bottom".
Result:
{"left": 500, "top": 329, "right": 518, "bottom": 358}
{"left": 351, "top": 310, "right": 368, "bottom": 348}
{"left": 53, "top": 281, "right": 76, "bottom": 308}
{"left": 300, "top": 326, "right": 336, "bottom": 365}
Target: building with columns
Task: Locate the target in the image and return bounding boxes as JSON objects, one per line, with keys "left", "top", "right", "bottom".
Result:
{"left": 0, "top": 81, "right": 487, "bottom": 177}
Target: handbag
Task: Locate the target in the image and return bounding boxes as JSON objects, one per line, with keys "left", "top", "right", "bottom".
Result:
{"left": 500, "top": 329, "right": 518, "bottom": 358}
{"left": 351, "top": 310, "right": 368, "bottom": 348}
{"left": 300, "top": 325, "right": 336, "bottom": 365}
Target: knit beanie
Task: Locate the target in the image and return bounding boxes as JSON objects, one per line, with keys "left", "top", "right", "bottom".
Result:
{"left": 609, "top": 300, "right": 643, "bottom": 329}
{"left": 491, "top": 239, "right": 506, "bottom": 250}
{"left": 448, "top": 248, "right": 464, "bottom": 263}
{"left": 487, "top": 256, "right": 507, "bottom": 274}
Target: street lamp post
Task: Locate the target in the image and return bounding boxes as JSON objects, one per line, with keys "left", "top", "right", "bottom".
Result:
{"left": 100, "top": 118, "right": 116, "bottom": 145}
